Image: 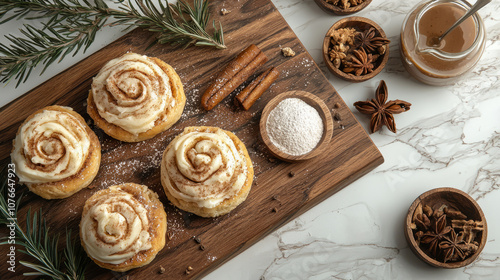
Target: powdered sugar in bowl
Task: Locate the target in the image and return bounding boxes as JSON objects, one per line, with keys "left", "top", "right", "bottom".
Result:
{"left": 259, "top": 91, "right": 334, "bottom": 162}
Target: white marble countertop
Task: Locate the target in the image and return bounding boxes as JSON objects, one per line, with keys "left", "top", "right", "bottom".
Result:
{"left": 2, "top": 0, "right": 500, "bottom": 279}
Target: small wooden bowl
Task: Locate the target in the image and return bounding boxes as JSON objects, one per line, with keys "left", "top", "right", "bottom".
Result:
{"left": 322, "top": 16, "right": 389, "bottom": 82}
{"left": 404, "top": 188, "right": 487, "bottom": 268}
{"left": 314, "top": 0, "right": 372, "bottom": 15}
{"left": 259, "top": 91, "right": 333, "bottom": 162}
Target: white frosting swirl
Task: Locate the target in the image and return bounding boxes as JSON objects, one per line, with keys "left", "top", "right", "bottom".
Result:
{"left": 91, "top": 53, "right": 174, "bottom": 135}
{"left": 11, "top": 107, "right": 91, "bottom": 183}
{"left": 81, "top": 186, "right": 152, "bottom": 265}
{"left": 163, "top": 128, "right": 248, "bottom": 208}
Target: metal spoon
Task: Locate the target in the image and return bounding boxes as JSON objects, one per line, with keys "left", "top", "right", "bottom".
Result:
{"left": 435, "top": 0, "right": 491, "bottom": 44}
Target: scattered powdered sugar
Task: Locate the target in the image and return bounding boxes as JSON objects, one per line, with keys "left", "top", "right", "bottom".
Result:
{"left": 207, "top": 253, "right": 217, "bottom": 262}
{"left": 266, "top": 98, "right": 323, "bottom": 156}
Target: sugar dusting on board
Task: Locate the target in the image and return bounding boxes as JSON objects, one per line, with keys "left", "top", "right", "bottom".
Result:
{"left": 94, "top": 134, "right": 171, "bottom": 189}
{"left": 266, "top": 98, "right": 323, "bottom": 156}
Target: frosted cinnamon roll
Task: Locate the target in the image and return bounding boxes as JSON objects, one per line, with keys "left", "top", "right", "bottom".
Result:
{"left": 10, "top": 105, "right": 101, "bottom": 199}
{"left": 80, "top": 183, "right": 167, "bottom": 272}
{"left": 87, "top": 52, "right": 186, "bottom": 142}
{"left": 161, "top": 126, "right": 254, "bottom": 217}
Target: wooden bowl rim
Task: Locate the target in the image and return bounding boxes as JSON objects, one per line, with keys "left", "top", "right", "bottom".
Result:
{"left": 322, "top": 16, "right": 389, "bottom": 83}
{"left": 404, "top": 187, "right": 488, "bottom": 268}
{"left": 313, "top": 0, "right": 372, "bottom": 15}
{"left": 259, "top": 91, "right": 334, "bottom": 162}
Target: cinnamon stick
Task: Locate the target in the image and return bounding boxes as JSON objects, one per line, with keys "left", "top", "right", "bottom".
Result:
{"left": 201, "top": 44, "right": 268, "bottom": 110}
{"left": 235, "top": 67, "right": 279, "bottom": 110}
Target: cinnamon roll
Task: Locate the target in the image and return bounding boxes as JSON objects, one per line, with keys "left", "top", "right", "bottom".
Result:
{"left": 87, "top": 52, "right": 186, "bottom": 142}
{"left": 10, "top": 105, "right": 101, "bottom": 199}
{"left": 80, "top": 183, "right": 167, "bottom": 272}
{"left": 161, "top": 126, "right": 254, "bottom": 217}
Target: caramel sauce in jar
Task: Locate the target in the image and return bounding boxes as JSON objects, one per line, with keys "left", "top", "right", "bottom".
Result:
{"left": 400, "top": 0, "right": 486, "bottom": 86}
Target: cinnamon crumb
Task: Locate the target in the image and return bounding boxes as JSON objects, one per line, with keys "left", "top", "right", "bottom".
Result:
{"left": 158, "top": 266, "right": 165, "bottom": 274}
{"left": 334, "top": 102, "right": 341, "bottom": 109}
{"left": 220, "top": 8, "right": 230, "bottom": 15}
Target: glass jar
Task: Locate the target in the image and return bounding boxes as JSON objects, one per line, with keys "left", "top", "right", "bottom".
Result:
{"left": 400, "top": 0, "right": 486, "bottom": 86}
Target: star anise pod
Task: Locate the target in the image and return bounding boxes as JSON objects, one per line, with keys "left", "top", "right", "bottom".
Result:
{"left": 420, "top": 215, "right": 453, "bottom": 258}
{"left": 354, "top": 27, "right": 391, "bottom": 53}
{"left": 343, "top": 49, "right": 374, "bottom": 76}
{"left": 439, "top": 229, "right": 466, "bottom": 262}
{"left": 353, "top": 80, "right": 411, "bottom": 133}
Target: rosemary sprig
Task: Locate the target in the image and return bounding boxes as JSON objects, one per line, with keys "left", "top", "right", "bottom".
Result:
{"left": 0, "top": 166, "right": 89, "bottom": 279}
{"left": 112, "top": 0, "right": 226, "bottom": 48}
{"left": 0, "top": 0, "right": 226, "bottom": 86}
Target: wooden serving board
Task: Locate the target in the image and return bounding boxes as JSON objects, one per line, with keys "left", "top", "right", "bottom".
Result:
{"left": 0, "top": 0, "right": 383, "bottom": 279}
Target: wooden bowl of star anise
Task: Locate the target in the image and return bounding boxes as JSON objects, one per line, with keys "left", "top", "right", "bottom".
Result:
{"left": 404, "top": 188, "right": 487, "bottom": 268}
{"left": 322, "top": 17, "right": 389, "bottom": 82}
{"left": 314, "top": 0, "right": 372, "bottom": 15}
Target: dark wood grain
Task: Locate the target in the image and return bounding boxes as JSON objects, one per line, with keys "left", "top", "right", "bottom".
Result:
{"left": 0, "top": 0, "right": 383, "bottom": 279}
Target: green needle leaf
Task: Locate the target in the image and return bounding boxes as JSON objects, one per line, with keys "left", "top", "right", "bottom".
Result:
{"left": 0, "top": 166, "right": 90, "bottom": 279}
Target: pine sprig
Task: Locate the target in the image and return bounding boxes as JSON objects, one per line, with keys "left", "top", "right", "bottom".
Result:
{"left": 0, "top": 167, "right": 89, "bottom": 279}
{"left": 0, "top": 0, "right": 226, "bottom": 86}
